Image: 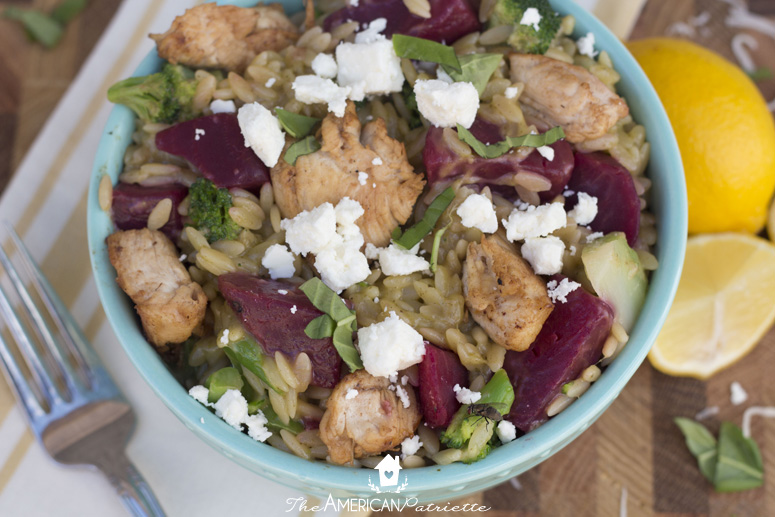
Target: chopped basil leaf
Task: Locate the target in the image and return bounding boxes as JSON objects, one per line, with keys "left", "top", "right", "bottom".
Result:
{"left": 675, "top": 417, "right": 718, "bottom": 483}
{"left": 333, "top": 325, "right": 363, "bottom": 372}
{"left": 223, "top": 339, "right": 281, "bottom": 393}
{"left": 429, "top": 224, "right": 449, "bottom": 274}
{"left": 283, "top": 135, "right": 321, "bottom": 165}
{"left": 442, "top": 53, "right": 503, "bottom": 96}
{"left": 52, "top": 0, "right": 88, "bottom": 25}
{"left": 304, "top": 314, "right": 336, "bottom": 339}
{"left": 3, "top": 7, "right": 63, "bottom": 48}
{"left": 714, "top": 421, "right": 764, "bottom": 492}
{"left": 392, "top": 34, "right": 461, "bottom": 73}
{"left": 456, "top": 124, "right": 565, "bottom": 159}
{"left": 393, "top": 187, "right": 456, "bottom": 250}
{"left": 275, "top": 108, "right": 320, "bottom": 139}
{"left": 300, "top": 278, "right": 354, "bottom": 324}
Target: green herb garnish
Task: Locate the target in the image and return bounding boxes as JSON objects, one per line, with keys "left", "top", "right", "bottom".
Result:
{"left": 205, "top": 367, "right": 244, "bottom": 403}
{"left": 392, "top": 34, "right": 462, "bottom": 73}
{"left": 456, "top": 124, "right": 565, "bottom": 159}
{"left": 300, "top": 278, "right": 362, "bottom": 372}
{"left": 3, "top": 7, "right": 64, "bottom": 48}
{"left": 747, "top": 67, "right": 772, "bottom": 81}
{"left": 675, "top": 418, "right": 764, "bottom": 492}
{"left": 223, "top": 339, "right": 281, "bottom": 393}
{"left": 393, "top": 187, "right": 455, "bottom": 250}
{"left": 51, "top": 0, "right": 88, "bottom": 25}
{"left": 275, "top": 109, "right": 320, "bottom": 139}
{"left": 429, "top": 224, "right": 449, "bottom": 274}
{"left": 284, "top": 136, "right": 321, "bottom": 165}
{"left": 442, "top": 53, "right": 503, "bottom": 96}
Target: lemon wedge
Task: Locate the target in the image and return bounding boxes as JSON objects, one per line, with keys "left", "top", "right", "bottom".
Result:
{"left": 649, "top": 234, "right": 775, "bottom": 378}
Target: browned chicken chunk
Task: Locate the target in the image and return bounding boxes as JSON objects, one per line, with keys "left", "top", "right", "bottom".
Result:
{"left": 150, "top": 3, "right": 298, "bottom": 73}
{"left": 107, "top": 229, "right": 207, "bottom": 348}
{"left": 510, "top": 54, "right": 629, "bottom": 143}
{"left": 463, "top": 235, "right": 553, "bottom": 352}
{"left": 271, "top": 102, "right": 425, "bottom": 247}
{"left": 319, "top": 369, "right": 421, "bottom": 465}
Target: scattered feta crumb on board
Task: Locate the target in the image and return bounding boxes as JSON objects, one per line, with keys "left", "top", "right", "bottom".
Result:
{"left": 730, "top": 381, "right": 748, "bottom": 406}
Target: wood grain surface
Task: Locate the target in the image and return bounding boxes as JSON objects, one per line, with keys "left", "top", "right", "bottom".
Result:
{"left": 1, "top": 1, "right": 774, "bottom": 516}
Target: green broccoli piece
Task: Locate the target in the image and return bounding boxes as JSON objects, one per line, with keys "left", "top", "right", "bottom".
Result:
{"left": 107, "top": 64, "right": 199, "bottom": 124}
{"left": 188, "top": 179, "right": 242, "bottom": 243}
{"left": 440, "top": 369, "right": 515, "bottom": 463}
{"left": 489, "top": 0, "right": 562, "bottom": 55}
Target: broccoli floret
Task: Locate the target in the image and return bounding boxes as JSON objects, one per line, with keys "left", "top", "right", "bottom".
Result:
{"left": 107, "top": 64, "right": 199, "bottom": 124}
{"left": 440, "top": 369, "right": 515, "bottom": 463}
{"left": 188, "top": 178, "right": 241, "bottom": 243}
{"left": 489, "top": 0, "right": 562, "bottom": 55}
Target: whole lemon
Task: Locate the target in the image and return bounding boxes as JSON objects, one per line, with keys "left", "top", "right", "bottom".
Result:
{"left": 627, "top": 38, "right": 775, "bottom": 234}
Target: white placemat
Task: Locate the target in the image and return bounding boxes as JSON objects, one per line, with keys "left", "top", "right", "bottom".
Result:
{"left": 0, "top": 1, "right": 643, "bottom": 515}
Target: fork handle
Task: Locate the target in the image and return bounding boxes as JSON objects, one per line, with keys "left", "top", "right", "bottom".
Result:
{"left": 100, "top": 456, "right": 166, "bottom": 517}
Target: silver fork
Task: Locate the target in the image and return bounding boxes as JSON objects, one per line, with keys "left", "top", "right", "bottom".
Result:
{"left": 0, "top": 226, "right": 165, "bottom": 516}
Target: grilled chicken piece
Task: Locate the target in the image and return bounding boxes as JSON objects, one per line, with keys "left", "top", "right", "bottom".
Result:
{"left": 271, "top": 102, "right": 425, "bottom": 247}
{"left": 509, "top": 54, "right": 629, "bottom": 144}
{"left": 150, "top": 3, "right": 298, "bottom": 73}
{"left": 463, "top": 235, "right": 553, "bottom": 352}
{"left": 320, "top": 369, "right": 421, "bottom": 465}
{"left": 107, "top": 229, "right": 207, "bottom": 348}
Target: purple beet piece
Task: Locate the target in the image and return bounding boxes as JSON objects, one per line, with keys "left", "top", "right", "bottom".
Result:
{"left": 418, "top": 342, "right": 468, "bottom": 428}
{"left": 112, "top": 182, "right": 187, "bottom": 241}
{"left": 218, "top": 273, "right": 343, "bottom": 389}
{"left": 301, "top": 417, "right": 320, "bottom": 430}
{"left": 504, "top": 276, "right": 613, "bottom": 432}
{"left": 323, "top": 0, "right": 480, "bottom": 44}
{"left": 423, "top": 124, "right": 574, "bottom": 202}
{"left": 566, "top": 152, "right": 640, "bottom": 246}
{"left": 155, "top": 114, "right": 270, "bottom": 192}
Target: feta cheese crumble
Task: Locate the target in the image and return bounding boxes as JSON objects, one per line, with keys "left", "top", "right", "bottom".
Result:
{"left": 504, "top": 86, "right": 519, "bottom": 99}
{"left": 414, "top": 79, "right": 480, "bottom": 129}
{"left": 245, "top": 413, "right": 272, "bottom": 442}
{"left": 261, "top": 244, "right": 296, "bottom": 279}
{"left": 401, "top": 435, "right": 423, "bottom": 458}
{"left": 213, "top": 389, "right": 249, "bottom": 430}
{"left": 219, "top": 328, "right": 230, "bottom": 346}
{"left": 336, "top": 39, "right": 404, "bottom": 100}
{"left": 372, "top": 157, "right": 383, "bottom": 166}
{"left": 577, "top": 32, "right": 598, "bottom": 58}
{"left": 395, "top": 385, "right": 411, "bottom": 408}
{"left": 568, "top": 192, "right": 598, "bottom": 226}
{"left": 497, "top": 420, "right": 517, "bottom": 443}
{"left": 237, "top": 102, "right": 285, "bottom": 167}
{"left": 546, "top": 278, "right": 580, "bottom": 304}
{"left": 378, "top": 243, "right": 430, "bottom": 276}
{"left": 357, "top": 311, "right": 426, "bottom": 378}
{"left": 520, "top": 7, "right": 542, "bottom": 31}
{"left": 502, "top": 202, "right": 567, "bottom": 242}
{"left": 521, "top": 236, "right": 565, "bottom": 275}
{"left": 586, "top": 232, "right": 604, "bottom": 243}
{"left": 265, "top": 77, "right": 276, "bottom": 88}
{"left": 290, "top": 305, "right": 298, "bottom": 314}
{"left": 365, "top": 242, "right": 379, "bottom": 260}
{"left": 453, "top": 384, "right": 481, "bottom": 404}
{"left": 189, "top": 385, "right": 211, "bottom": 406}
{"left": 311, "top": 53, "right": 338, "bottom": 79}
{"left": 278, "top": 289, "right": 288, "bottom": 295}
{"left": 436, "top": 66, "right": 455, "bottom": 84}
{"left": 354, "top": 17, "right": 387, "bottom": 44}
{"left": 730, "top": 381, "right": 748, "bottom": 406}
{"left": 194, "top": 128, "right": 205, "bottom": 141}
{"left": 209, "top": 99, "right": 236, "bottom": 114}
{"left": 536, "top": 145, "right": 554, "bottom": 161}
{"left": 345, "top": 389, "right": 359, "bottom": 400}
{"left": 281, "top": 203, "right": 338, "bottom": 256}
{"left": 358, "top": 171, "right": 368, "bottom": 185}
{"left": 456, "top": 193, "right": 498, "bottom": 233}
{"left": 292, "top": 75, "right": 351, "bottom": 117}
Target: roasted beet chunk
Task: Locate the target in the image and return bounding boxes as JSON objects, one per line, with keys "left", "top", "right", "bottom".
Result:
{"left": 111, "top": 182, "right": 187, "bottom": 241}
{"left": 418, "top": 343, "right": 468, "bottom": 428}
{"left": 423, "top": 124, "right": 574, "bottom": 202}
{"left": 323, "top": 0, "right": 480, "bottom": 44}
{"left": 504, "top": 277, "right": 613, "bottom": 432}
{"left": 566, "top": 152, "right": 640, "bottom": 245}
{"left": 218, "top": 273, "right": 342, "bottom": 388}
{"left": 155, "top": 113, "right": 270, "bottom": 192}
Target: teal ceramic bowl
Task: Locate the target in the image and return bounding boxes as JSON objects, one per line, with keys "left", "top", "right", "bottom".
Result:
{"left": 88, "top": 0, "right": 687, "bottom": 503}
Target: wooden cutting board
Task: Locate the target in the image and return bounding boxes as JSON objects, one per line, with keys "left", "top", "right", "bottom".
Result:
{"left": 1, "top": 1, "right": 774, "bottom": 516}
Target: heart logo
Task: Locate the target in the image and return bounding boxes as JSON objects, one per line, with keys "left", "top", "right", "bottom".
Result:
{"left": 384, "top": 470, "right": 394, "bottom": 480}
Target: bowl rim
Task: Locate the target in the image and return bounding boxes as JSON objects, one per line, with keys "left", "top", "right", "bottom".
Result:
{"left": 87, "top": 0, "right": 687, "bottom": 501}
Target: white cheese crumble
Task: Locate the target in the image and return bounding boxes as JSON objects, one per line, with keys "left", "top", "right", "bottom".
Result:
{"left": 348, "top": 0, "right": 358, "bottom": 6}
{"left": 281, "top": 203, "right": 338, "bottom": 256}
{"left": 372, "top": 157, "right": 383, "bottom": 166}
{"left": 336, "top": 38, "right": 404, "bottom": 100}
{"left": 520, "top": 7, "right": 542, "bottom": 31}
{"left": 521, "top": 236, "right": 565, "bottom": 275}
{"left": 245, "top": 412, "right": 272, "bottom": 442}
{"left": 436, "top": 66, "right": 455, "bottom": 84}
{"left": 378, "top": 243, "right": 430, "bottom": 276}
{"left": 502, "top": 202, "right": 567, "bottom": 242}
{"left": 577, "top": 32, "right": 598, "bottom": 58}
{"left": 401, "top": 375, "right": 409, "bottom": 385}
{"left": 200, "top": 417, "right": 205, "bottom": 424}
{"left": 568, "top": 192, "right": 598, "bottom": 226}
{"left": 265, "top": 77, "right": 276, "bottom": 88}
{"left": 292, "top": 75, "right": 351, "bottom": 117}
{"left": 546, "top": 278, "right": 580, "bottom": 304}
{"left": 357, "top": 311, "right": 426, "bottom": 378}
{"left": 278, "top": 289, "right": 288, "bottom": 295}
{"left": 345, "top": 388, "right": 359, "bottom": 400}
{"left": 311, "top": 53, "right": 338, "bottom": 79}
{"left": 569, "top": 245, "right": 577, "bottom": 256}
{"left": 453, "top": 384, "right": 481, "bottom": 404}
{"left": 209, "top": 99, "right": 236, "bottom": 114}
{"left": 213, "top": 389, "right": 249, "bottom": 430}
{"left": 194, "top": 128, "right": 205, "bottom": 141}
{"left": 695, "top": 406, "right": 720, "bottom": 421}
{"left": 504, "top": 86, "right": 519, "bottom": 99}
{"left": 237, "top": 102, "right": 285, "bottom": 167}
{"left": 730, "top": 381, "right": 748, "bottom": 406}
{"left": 497, "top": 420, "right": 517, "bottom": 443}
{"left": 290, "top": 305, "right": 298, "bottom": 314}
{"left": 401, "top": 435, "right": 423, "bottom": 458}
{"left": 189, "top": 385, "right": 211, "bottom": 406}
{"left": 179, "top": 254, "right": 187, "bottom": 262}
{"left": 456, "top": 193, "right": 498, "bottom": 233}
{"left": 395, "top": 385, "right": 411, "bottom": 408}
{"left": 261, "top": 244, "right": 296, "bottom": 279}
{"left": 219, "top": 328, "right": 230, "bottom": 346}
{"left": 414, "top": 79, "right": 480, "bottom": 129}
{"left": 365, "top": 242, "right": 379, "bottom": 260}
{"left": 389, "top": 372, "right": 399, "bottom": 384}
{"left": 536, "top": 145, "right": 554, "bottom": 161}
{"left": 354, "top": 17, "right": 387, "bottom": 44}
{"left": 586, "top": 232, "right": 604, "bottom": 243}
{"left": 358, "top": 171, "right": 368, "bottom": 185}
{"left": 562, "top": 189, "right": 575, "bottom": 197}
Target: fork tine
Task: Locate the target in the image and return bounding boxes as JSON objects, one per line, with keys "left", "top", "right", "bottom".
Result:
{"left": 0, "top": 333, "right": 45, "bottom": 421}
{"left": 0, "top": 244, "right": 83, "bottom": 396}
